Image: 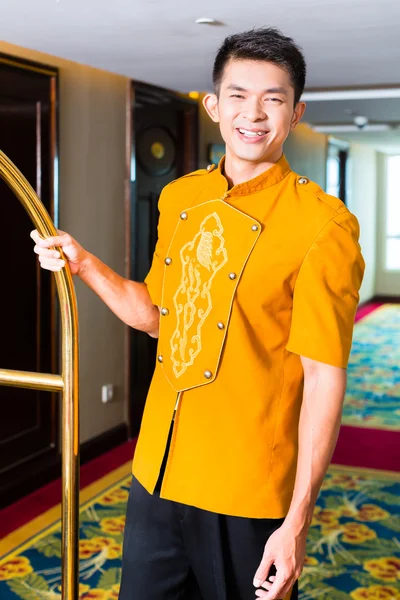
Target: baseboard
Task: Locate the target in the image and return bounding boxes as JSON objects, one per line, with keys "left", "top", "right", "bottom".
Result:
{"left": 372, "top": 295, "right": 400, "bottom": 303}
{"left": 80, "top": 423, "right": 130, "bottom": 465}
{"left": 358, "top": 296, "right": 400, "bottom": 310}
{"left": 0, "top": 423, "right": 129, "bottom": 510}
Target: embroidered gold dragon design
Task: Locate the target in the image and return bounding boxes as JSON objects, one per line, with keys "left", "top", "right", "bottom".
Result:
{"left": 170, "top": 212, "right": 228, "bottom": 378}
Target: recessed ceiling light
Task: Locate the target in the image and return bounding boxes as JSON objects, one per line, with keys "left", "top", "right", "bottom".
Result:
{"left": 195, "top": 17, "right": 224, "bottom": 26}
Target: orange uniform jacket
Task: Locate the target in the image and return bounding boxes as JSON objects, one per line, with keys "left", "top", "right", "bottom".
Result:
{"left": 132, "top": 154, "right": 365, "bottom": 519}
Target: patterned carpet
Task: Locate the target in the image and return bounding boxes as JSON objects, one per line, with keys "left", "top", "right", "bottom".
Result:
{"left": 1, "top": 464, "right": 399, "bottom": 600}
{"left": 342, "top": 304, "right": 400, "bottom": 431}
{"left": 300, "top": 467, "right": 400, "bottom": 600}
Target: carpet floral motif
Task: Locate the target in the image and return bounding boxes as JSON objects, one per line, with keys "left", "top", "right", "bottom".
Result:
{"left": 300, "top": 469, "right": 400, "bottom": 599}
{"left": 0, "top": 482, "right": 131, "bottom": 599}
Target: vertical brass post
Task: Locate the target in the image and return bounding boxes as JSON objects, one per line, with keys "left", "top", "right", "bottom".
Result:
{"left": 0, "top": 150, "right": 79, "bottom": 600}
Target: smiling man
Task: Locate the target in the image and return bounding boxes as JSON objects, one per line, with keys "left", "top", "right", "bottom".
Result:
{"left": 32, "top": 27, "right": 365, "bottom": 600}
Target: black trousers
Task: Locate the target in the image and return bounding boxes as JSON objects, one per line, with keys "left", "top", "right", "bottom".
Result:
{"left": 119, "top": 475, "right": 299, "bottom": 600}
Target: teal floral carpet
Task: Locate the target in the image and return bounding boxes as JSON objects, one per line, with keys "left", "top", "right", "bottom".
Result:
{"left": 1, "top": 465, "right": 399, "bottom": 600}
{"left": 342, "top": 304, "right": 400, "bottom": 431}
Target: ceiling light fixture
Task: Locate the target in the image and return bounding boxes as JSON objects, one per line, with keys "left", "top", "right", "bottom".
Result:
{"left": 195, "top": 17, "right": 224, "bottom": 26}
{"left": 353, "top": 115, "right": 369, "bottom": 129}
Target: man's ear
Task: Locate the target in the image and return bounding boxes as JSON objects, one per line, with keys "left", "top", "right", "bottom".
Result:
{"left": 202, "top": 93, "right": 220, "bottom": 123}
{"left": 291, "top": 102, "right": 306, "bottom": 130}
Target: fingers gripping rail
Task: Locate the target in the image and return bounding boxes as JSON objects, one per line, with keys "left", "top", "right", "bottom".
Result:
{"left": 0, "top": 150, "right": 80, "bottom": 600}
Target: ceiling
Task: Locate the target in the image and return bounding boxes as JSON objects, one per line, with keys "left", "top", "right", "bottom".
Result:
{"left": 1, "top": 0, "right": 400, "bottom": 152}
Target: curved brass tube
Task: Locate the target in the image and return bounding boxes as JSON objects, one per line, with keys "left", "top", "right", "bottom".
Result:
{"left": 0, "top": 150, "right": 79, "bottom": 600}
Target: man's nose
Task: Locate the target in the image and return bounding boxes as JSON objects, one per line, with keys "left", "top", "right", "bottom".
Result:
{"left": 243, "top": 99, "right": 267, "bottom": 122}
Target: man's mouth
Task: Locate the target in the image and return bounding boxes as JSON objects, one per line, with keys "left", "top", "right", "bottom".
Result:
{"left": 238, "top": 128, "right": 268, "bottom": 136}
{"left": 236, "top": 128, "right": 270, "bottom": 141}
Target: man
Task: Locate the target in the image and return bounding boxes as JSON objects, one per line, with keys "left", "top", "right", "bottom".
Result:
{"left": 32, "top": 27, "right": 365, "bottom": 600}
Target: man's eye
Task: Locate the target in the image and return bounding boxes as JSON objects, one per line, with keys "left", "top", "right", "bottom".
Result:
{"left": 231, "top": 94, "right": 244, "bottom": 99}
{"left": 266, "top": 98, "right": 283, "bottom": 103}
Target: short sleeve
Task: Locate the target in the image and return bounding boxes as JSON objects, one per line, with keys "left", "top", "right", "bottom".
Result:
{"left": 286, "top": 211, "right": 365, "bottom": 368}
{"left": 144, "top": 189, "right": 168, "bottom": 307}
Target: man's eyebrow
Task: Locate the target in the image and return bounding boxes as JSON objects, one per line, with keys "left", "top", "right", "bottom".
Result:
{"left": 226, "top": 84, "right": 288, "bottom": 95}
{"left": 226, "top": 85, "right": 247, "bottom": 92}
{"left": 264, "top": 87, "right": 289, "bottom": 95}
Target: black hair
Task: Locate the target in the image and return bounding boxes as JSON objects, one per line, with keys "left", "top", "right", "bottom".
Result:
{"left": 213, "top": 27, "right": 307, "bottom": 105}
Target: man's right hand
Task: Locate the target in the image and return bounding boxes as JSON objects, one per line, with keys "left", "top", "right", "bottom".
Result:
{"left": 30, "top": 229, "right": 88, "bottom": 276}
{"left": 31, "top": 229, "right": 159, "bottom": 335}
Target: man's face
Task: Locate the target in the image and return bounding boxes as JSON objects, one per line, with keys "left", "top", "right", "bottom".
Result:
{"left": 204, "top": 59, "right": 305, "bottom": 164}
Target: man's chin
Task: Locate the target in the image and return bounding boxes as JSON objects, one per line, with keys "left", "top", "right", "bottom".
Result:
{"left": 231, "top": 146, "right": 273, "bottom": 163}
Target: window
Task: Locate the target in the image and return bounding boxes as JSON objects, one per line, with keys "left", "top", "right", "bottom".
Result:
{"left": 385, "top": 155, "right": 400, "bottom": 270}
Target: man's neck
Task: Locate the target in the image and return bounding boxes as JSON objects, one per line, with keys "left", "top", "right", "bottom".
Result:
{"left": 223, "top": 147, "right": 283, "bottom": 188}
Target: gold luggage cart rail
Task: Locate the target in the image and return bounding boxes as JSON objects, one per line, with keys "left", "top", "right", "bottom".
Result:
{"left": 0, "top": 150, "right": 79, "bottom": 600}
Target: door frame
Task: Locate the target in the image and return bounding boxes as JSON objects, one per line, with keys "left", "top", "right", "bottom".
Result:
{"left": 124, "top": 79, "right": 199, "bottom": 437}
{"left": 0, "top": 53, "right": 60, "bottom": 505}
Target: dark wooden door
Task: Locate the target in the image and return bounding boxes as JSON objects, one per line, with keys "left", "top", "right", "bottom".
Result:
{"left": 0, "top": 55, "right": 59, "bottom": 507}
{"left": 128, "top": 82, "right": 198, "bottom": 436}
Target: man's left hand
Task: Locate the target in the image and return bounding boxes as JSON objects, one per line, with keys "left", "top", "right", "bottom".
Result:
{"left": 253, "top": 523, "right": 307, "bottom": 599}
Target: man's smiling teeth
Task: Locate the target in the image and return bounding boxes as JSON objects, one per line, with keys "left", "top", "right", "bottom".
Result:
{"left": 238, "top": 128, "right": 267, "bottom": 137}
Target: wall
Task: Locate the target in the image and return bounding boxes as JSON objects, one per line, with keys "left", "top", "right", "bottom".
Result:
{"left": 345, "top": 144, "right": 378, "bottom": 304}
{"left": 198, "top": 95, "right": 224, "bottom": 168}
{"left": 0, "top": 42, "right": 129, "bottom": 443}
{"left": 284, "top": 123, "right": 327, "bottom": 189}
{"left": 376, "top": 152, "right": 400, "bottom": 296}
{"left": 347, "top": 145, "right": 378, "bottom": 303}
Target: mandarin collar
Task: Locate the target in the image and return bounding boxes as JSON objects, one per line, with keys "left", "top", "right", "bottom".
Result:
{"left": 216, "top": 154, "right": 291, "bottom": 196}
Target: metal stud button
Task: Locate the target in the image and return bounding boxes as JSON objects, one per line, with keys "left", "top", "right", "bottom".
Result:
{"left": 180, "top": 211, "right": 188, "bottom": 220}
{"left": 298, "top": 177, "right": 309, "bottom": 185}
{"left": 161, "top": 308, "right": 169, "bottom": 316}
{"left": 165, "top": 257, "right": 172, "bottom": 265}
{"left": 207, "top": 164, "right": 214, "bottom": 172}
{"left": 229, "top": 272, "right": 237, "bottom": 280}
{"left": 252, "top": 224, "right": 259, "bottom": 232}
{"left": 204, "top": 370, "right": 213, "bottom": 379}
{"left": 157, "top": 355, "right": 163, "bottom": 363}
{"left": 217, "top": 322, "right": 225, "bottom": 330}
